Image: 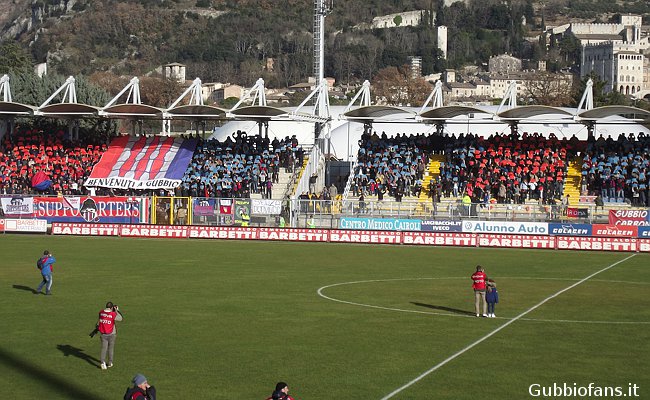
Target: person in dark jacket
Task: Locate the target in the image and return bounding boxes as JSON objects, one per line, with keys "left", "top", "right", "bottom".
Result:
{"left": 267, "top": 381, "right": 295, "bottom": 400}
{"left": 486, "top": 279, "right": 499, "bottom": 318}
{"left": 124, "top": 374, "right": 156, "bottom": 400}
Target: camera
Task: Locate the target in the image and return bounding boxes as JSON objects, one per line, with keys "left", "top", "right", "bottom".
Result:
{"left": 89, "top": 326, "right": 99, "bottom": 338}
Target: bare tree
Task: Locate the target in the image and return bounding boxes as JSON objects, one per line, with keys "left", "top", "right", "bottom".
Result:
{"left": 523, "top": 71, "right": 574, "bottom": 107}
{"left": 371, "top": 65, "right": 431, "bottom": 106}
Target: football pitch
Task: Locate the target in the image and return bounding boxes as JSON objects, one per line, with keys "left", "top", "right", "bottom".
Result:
{"left": 1, "top": 235, "right": 648, "bottom": 399}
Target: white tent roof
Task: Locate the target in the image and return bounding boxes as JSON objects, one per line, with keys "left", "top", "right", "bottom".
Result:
{"left": 208, "top": 105, "right": 650, "bottom": 161}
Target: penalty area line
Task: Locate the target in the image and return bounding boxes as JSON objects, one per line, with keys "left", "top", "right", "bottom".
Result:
{"left": 379, "top": 253, "right": 637, "bottom": 400}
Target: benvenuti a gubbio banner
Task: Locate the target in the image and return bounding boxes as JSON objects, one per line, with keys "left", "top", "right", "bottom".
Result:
{"left": 85, "top": 136, "right": 197, "bottom": 189}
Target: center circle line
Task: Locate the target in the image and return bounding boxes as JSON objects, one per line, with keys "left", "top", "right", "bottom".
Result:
{"left": 317, "top": 277, "right": 650, "bottom": 325}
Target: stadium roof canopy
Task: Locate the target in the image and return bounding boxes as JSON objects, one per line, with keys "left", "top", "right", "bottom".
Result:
{"left": 35, "top": 76, "right": 100, "bottom": 118}
{"left": 228, "top": 105, "right": 287, "bottom": 121}
{"left": 342, "top": 105, "right": 414, "bottom": 122}
{"left": 101, "top": 78, "right": 163, "bottom": 119}
{"left": 101, "top": 104, "right": 163, "bottom": 119}
{"left": 419, "top": 105, "right": 493, "bottom": 120}
{"left": 37, "top": 102, "right": 100, "bottom": 117}
{"left": 496, "top": 105, "right": 573, "bottom": 120}
{"left": 166, "top": 104, "right": 228, "bottom": 120}
{"left": 0, "top": 101, "right": 35, "bottom": 116}
{"left": 577, "top": 105, "right": 650, "bottom": 120}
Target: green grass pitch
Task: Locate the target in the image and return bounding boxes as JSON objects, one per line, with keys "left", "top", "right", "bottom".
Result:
{"left": 1, "top": 235, "right": 648, "bottom": 399}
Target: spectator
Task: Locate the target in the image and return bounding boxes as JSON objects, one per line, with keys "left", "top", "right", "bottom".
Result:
{"left": 124, "top": 373, "right": 157, "bottom": 400}
{"left": 267, "top": 382, "right": 295, "bottom": 400}
{"left": 486, "top": 279, "right": 499, "bottom": 318}
{"left": 35, "top": 250, "right": 56, "bottom": 295}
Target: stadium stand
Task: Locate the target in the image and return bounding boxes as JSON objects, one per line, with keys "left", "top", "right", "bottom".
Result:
{"left": 437, "top": 132, "right": 577, "bottom": 205}
{"left": 351, "top": 131, "right": 432, "bottom": 201}
{"left": 581, "top": 132, "right": 650, "bottom": 206}
{"left": 178, "top": 131, "right": 300, "bottom": 198}
{"left": 0, "top": 125, "right": 107, "bottom": 195}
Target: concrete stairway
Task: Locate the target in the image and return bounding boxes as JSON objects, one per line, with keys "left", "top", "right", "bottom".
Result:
{"left": 249, "top": 167, "right": 295, "bottom": 200}
{"left": 563, "top": 157, "right": 582, "bottom": 205}
{"left": 419, "top": 154, "right": 445, "bottom": 202}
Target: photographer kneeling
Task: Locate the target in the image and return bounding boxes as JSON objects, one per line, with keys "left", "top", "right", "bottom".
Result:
{"left": 97, "top": 301, "right": 123, "bottom": 370}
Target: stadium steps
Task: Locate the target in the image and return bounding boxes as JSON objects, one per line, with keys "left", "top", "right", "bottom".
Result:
{"left": 413, "top": 154, "right": 445, "bottom": 214}
{"left": 563, "top": 157, "right": 583, "bottom": 206}
{"left": 289, "top": 156, "right": 309, "bottom": 197}
{"left": 249, "top": 167, "right": 295, "bottom": 200}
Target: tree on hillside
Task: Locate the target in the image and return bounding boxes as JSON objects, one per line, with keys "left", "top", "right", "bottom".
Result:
{"left": 523, "top": 71, "right": 574, "bottom": 107}
{"left": 371, "top": 65, "right": 431, "bottom": 106}
{"left": 138, "top": 77, "right": 182, "bottom": 108}
{"left": 0, "top": 41, "right": 34, "bottom": 75}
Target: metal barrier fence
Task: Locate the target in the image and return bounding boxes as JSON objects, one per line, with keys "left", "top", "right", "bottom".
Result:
{"left": 0, "top": 194, "right": 636, "bottom": 230}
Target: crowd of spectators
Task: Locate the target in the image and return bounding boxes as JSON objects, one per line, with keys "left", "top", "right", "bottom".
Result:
{"left": 436, "top": 131, "right": 577, "bottom": 205}
{"left": 0, "top": 124, "right": 108, "bottom": 195}
{"left": 352, "top": 131, "right": 431, "bottom": 201}
{"left": 580, "top": 133, "right": 650, "bottom": 206}
{"left": 177, "top": 131, "right": 303, "bottom": 198}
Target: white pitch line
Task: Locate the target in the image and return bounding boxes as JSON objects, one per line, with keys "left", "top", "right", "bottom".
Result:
{"left": 317, "top": 276, "right": 650, "bottom": 324}
{"left": 379, "top": 253, "right": 637, "bottom": 400}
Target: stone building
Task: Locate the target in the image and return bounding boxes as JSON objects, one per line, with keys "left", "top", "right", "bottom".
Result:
{"left": 488, "top": 54, "right": 522, "bottom": 74}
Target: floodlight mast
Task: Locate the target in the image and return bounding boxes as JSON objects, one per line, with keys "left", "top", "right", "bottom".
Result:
{"left": 313, "top": 0, "right": 333, "bottom": 170}
{"left": 314, "top": 0, "right": 333, "bottom": 86}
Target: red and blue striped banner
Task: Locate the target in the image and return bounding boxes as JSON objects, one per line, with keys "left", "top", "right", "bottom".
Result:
{"left": 85, "top": 136, "right": 197, "bottom": 189}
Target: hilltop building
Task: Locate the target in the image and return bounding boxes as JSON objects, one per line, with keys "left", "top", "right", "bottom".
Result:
{"left": 441, "top": 54, "right": 572, "bottom": 103}
{"left": 552, "top": 15, "right": 650, "bottom": 97}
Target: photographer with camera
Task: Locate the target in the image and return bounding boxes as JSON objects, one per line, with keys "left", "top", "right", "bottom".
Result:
{"left": 97, "top": 301, "right": 123, "bottom": 370}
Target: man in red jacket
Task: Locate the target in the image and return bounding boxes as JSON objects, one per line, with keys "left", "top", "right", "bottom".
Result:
{"left": 471, "top": 265, "right": 488, "bottom": 317}
{"left": 97, "top": 301, "right": 123, "bottom": 370}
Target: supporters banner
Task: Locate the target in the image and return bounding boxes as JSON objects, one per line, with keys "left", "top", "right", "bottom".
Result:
{"left": 233, "top": 199, "right": 250, "bottom": 226}
{"left": 85, "top": 136, "right": 197, "bottom": 189}
{"left": 33, "top": 196, "right": 147, "bottom": 223}
{"left": 420, "top": 220, "right": 462, "bottom": 232}
{"left": 0, "top": 197, "right": 34, "bottom": 215}
{"left": 591, "top": 224, "right": 638, "bottom": 238}
{"left": 462, "top": 220, "right": 548, "bottom": 235}
{"left": 566, "top": 207, "right": 589, "bottom": 219}
{"left": 251, "top": 199, "right": 282, "bottom": 215}
{"left": 608, "top": 210, "right": 650, "bottom": 226}
{"left": 548, "top": 223, "right": 592, "bottom": 236}
{"left": 339, "top": 217, "right": 421, "bottom": 231}
{"left": 193, "top": 198, "right": 217, "bottom": 217}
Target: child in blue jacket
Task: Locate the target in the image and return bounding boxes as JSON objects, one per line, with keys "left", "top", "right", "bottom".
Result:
{"left": 486, "top": 279, "right": 498, "bottom": 318}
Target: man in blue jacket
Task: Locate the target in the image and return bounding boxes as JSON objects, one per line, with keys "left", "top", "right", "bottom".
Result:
{"left": 36, "top": 250, "right": 56, "bottom": 295}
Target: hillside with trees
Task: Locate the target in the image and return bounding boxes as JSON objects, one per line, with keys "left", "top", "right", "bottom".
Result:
{"left": 0, "top": 0, "right": 648, "bottom": 91}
